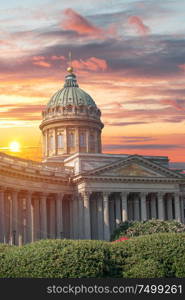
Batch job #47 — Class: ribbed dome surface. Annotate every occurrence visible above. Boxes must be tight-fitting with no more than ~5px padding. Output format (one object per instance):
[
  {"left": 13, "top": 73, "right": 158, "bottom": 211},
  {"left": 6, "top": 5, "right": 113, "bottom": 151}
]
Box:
[{"left": 47, "top": 73, "right": 97, "bottom": 108}]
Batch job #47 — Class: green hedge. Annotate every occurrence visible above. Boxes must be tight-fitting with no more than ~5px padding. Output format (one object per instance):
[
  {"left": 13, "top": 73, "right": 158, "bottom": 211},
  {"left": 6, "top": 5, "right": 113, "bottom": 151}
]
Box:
[
  {"left": 111, "top": 220, "right": 185, "bottom": 241},
  {"left": 0, "top": 239, "right": 110, "bottom": 278},
  {"left": 110, "top": 233, "right": 185, "bottom": 278},
  {"left": 0, "top": 233, "right": 185, "bottom": 278}
]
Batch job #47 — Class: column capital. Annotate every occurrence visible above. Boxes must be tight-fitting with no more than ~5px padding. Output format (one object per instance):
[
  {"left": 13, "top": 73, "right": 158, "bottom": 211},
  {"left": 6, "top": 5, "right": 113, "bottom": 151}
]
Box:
[
  {"left": 140, "top": 191, "right": 148, "bottom": 198},
  {"left": 103, "top": 192, "right": 110, "bottom": 200},
  {"left": 158, "top": 191, "right": 165, "bottom": 198},
  {"left": 82, "top": 191, "right": 91, "bottom": 198},
  {"left": 40, "top": 192, "right": 49, "bottom": 199},
  {"left": 27, "top": 190, "right": 34, "bottom": 196},
  {"left": 180, "top": 192, "right": 185, "bottom": 199},
  {"left": 174, "top": 192, "right": 180, "bottom": 198},
  {"left": 56, "top": 192, "right": 64, "bottom": 200},
  {"left": 10, "top": 188, "right": 19, "bottom": 194},
  {"left": 121, "top": 191, "right": 129, "bottom": 197}
]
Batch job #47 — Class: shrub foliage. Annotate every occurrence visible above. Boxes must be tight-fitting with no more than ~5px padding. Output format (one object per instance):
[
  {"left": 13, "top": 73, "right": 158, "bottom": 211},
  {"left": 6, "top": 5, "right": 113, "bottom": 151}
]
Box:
[
  {"left": 111, "top": 219, "right": 185, "bottom": 241},
  {"left": 0, "top": 232, "right": 185, "bottom": 278}
]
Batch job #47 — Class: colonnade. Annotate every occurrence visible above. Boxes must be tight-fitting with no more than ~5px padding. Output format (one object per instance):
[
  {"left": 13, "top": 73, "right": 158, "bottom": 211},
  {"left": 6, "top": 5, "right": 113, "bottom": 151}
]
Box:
[
  {"left": 0, "top": 189, "right": 184, "bottom": 244},
  {"left": 88, "top": 191, "right": 185, "bottom": 240},
  {"left": 0, "top": 189, "right": 66, "bottom": 245}
]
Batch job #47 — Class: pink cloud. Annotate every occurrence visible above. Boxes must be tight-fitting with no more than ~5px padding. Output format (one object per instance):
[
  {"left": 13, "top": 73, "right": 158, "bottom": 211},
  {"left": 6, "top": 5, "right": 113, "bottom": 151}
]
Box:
[
  {"left": 51, "top": 55, "right": 66, "bottom": 61},
  {"left": 128, "top": 16, "right": 150, "bottom": 35},
  {"left": 33, "top": 61, "right": 51, "bottom": 68},
  {"left": 0, "top": 40, "right": 12, "bottom": 46},
  {"left": 159, "top": 99, "right": 184, "bottom": 110},
  {"left": 32, "top": 56, "right": 45, "bottom": 61},
  {"left": 62, "top": 8, "right": 103, "bottom": 37},
  {"left": 179, "top": 64, "right": 185, "bottom": 71},
  {"left": 72, "top": 57, "right": 108, "bottom": 71}
]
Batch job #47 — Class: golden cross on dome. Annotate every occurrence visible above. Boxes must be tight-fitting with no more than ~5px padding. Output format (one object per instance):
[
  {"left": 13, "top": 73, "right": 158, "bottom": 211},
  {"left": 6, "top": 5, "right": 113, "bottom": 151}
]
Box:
[{"left": 67, "top": 51, "right": 74, "bottom": 73}]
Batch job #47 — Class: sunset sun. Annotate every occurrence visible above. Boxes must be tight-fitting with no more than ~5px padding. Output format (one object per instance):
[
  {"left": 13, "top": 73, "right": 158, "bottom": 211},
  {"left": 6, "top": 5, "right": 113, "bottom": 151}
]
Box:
[{"left": 9, "top": 141, "right": 21, "bottom": 152}]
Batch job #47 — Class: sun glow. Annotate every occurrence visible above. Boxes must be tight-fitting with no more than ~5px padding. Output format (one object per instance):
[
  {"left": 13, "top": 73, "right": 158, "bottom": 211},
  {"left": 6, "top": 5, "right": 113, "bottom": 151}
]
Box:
[{"left": 9, "top": 141, "right": 21, "bottom": 152}]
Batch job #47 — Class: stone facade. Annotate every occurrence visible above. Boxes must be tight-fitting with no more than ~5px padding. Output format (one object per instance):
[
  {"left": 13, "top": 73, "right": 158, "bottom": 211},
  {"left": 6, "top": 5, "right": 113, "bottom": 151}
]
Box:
[{"left": 0, "top": 70, "right": 185, "bottom": 245}]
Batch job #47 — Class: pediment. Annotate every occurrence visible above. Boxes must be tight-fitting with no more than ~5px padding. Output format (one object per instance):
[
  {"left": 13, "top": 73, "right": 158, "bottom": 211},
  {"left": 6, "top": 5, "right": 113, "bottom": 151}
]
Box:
[
  {"left": 86, "top": 155, "right": 182, "bottom": 179},
  {"left": 98, "top": 162, "right": 164, "bottom": 177}
]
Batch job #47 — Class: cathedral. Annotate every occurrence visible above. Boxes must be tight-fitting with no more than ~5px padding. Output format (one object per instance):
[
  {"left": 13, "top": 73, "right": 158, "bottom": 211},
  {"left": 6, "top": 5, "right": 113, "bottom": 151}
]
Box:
[{"left": 0, "top": 67, "right": 185, "bottom": 245}]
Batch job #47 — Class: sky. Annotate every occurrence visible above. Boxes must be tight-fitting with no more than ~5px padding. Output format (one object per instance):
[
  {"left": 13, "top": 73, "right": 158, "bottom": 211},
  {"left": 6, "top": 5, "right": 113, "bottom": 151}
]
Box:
[{"left": 0, "top": 0, "right": 185, "bottom": 165}]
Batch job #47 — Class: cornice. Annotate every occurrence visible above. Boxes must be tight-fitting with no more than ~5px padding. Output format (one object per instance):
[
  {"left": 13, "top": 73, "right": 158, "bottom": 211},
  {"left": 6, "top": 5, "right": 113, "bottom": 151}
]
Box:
[
  {"left": 0, "top": 165, "right": 69, "bottom": 185},
  {"left": 40, "top": 116, "right": 103, "bottom": 130},
  {"left": 72, "top": 175, "right": 185, "bottom": 184}
]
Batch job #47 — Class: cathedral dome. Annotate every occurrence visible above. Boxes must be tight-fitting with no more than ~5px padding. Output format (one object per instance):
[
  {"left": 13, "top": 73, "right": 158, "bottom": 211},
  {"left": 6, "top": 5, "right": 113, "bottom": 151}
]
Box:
[
  {"left": 40, "top": 67, "right": 104, "bottom": 161},
  {"left": 41, "top": 69, "right": 102, "bottom": 122},
  {"left": 47, "top": 73, "right": 97, "bottom": 109}
]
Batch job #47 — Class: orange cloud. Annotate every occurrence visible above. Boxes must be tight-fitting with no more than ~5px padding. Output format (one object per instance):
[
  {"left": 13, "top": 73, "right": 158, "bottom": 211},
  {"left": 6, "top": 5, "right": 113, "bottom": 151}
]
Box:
[
  {"left": 72, "top": 57, "right": 107, "bottom": 71},
  {"left": 62, "top": 8, "right": 103, "bottom": 36},
  {"left": 128, "top": 16, "right": 150, "bottom": 35}
]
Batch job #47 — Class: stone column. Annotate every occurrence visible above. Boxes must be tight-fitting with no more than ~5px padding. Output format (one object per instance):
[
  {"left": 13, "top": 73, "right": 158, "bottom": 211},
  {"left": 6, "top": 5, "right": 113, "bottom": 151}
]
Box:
[
  {"left": 43, "top": 132, "right": 46, "bottom": 158},
  {"left": 0, "top": 189, "right": 5, "bottom": 243},
  {"left": 167, "top": 194, "right": 173, "bottom": 220},
  {"left": 86, "top": 129, "right": 90, "bottom": 153},
  {"left": 174, "top": 192, "right": 181, "bottom": 222},
  {"left": 97, "top": 195, "right": 104, "bottom": 240},
  {"left": 94, "top": 131, "right": 99, "bottom": 153},
  {"left": 50, "top": 197, "right": 56, "bottom": 238},
  {"left": 54, "top": 128, "right": 57, "bottom": 155},
  {"left": 180, "top": 194, "right": 185, "bottom": 224},
  {"left": 70, "top": 196, "right": 74, "bottom": 239},
  {"left": 56, "top": 193, "right": 64, "bottom": 239},
  {"left": 72, "top": 194, "right": 78, "bottom": 239},
  {"left": 140, "top": 192, "right": 147, "bottom": 221},
  {"left": 134, "top": 193, "right": 140, "bottom": 221},
  {"left": 115, "top": 194, "right": 121, "bottom": 227},
  {"left": 121, "top": 192, "right": 128, "bottom": 222},
  {"left": 78, "top": 193, "right": 84, "bottom": 239},
  {"left": 40, "top": 194, "right": 48, "bottom": 239},
  {"left": 75, "top": 127, "right": 80, "bottom": 152},
  {"left": 46, "top": 129, "right": 49, "bottom": 157},
  {"left": 26, "top": 191, "right": 34, "bottom": 243},
  {"left": 64, "top": 128, "right": 68, "bottom": 154},
  {"left": 83, "top": 191, "right": 91, "bottom": 239},
  {"left": 18, "top": 196, "right": 23, "bottom": 246},
  {"left": 34, "top": 197, "right": 40, "bottom": 240},
  {"left": 98, "top": 131, "right": 102, "bottom": 153},
  {"left": 151, "top": 193, "right": 157, "bottom": 219},
  {"left": 103, "top": 192, "right": 110, "bottom": 241},
  {"left": 11, "top": 190, "right": 19, "bottom": 245},
  {"left": 4, "top": 192, "right": 10, "bottom": 244},
  {"left": 158, "top": 192, "right": 165, "bottom": 220}
]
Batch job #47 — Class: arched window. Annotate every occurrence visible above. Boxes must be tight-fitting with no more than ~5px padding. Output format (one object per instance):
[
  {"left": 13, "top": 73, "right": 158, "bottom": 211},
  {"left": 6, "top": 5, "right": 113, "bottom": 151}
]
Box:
[
  {"left": 57, "top": 134, "right": 64, "bottom": 148},
  {"left": 80, "top": 132, "right": 86, "bottom": 146},
  {"left": 68, "top": 133, "right": 74, "bottom": 147}
]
